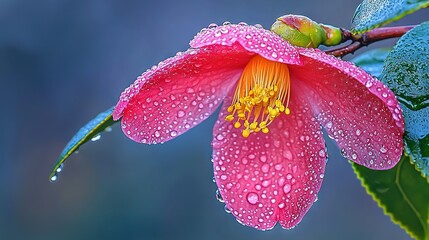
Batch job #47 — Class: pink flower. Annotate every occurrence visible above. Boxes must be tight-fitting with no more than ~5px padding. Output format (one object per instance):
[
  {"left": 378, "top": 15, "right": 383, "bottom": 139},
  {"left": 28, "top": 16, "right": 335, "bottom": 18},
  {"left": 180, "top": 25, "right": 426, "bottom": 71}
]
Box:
[{"left": 113, "top": 23, "right": 404, "bottom": 230}]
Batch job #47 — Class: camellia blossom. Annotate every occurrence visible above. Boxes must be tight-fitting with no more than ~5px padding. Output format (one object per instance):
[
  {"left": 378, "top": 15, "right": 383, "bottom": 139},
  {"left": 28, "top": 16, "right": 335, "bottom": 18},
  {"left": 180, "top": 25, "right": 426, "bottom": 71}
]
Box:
[{"left": 113, "top": 23, "right": 404, "bottom": 230}]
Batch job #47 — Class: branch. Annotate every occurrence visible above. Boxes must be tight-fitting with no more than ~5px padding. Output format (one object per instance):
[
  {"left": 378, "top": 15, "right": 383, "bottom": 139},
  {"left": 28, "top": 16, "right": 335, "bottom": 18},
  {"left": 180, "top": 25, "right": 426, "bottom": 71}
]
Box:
[{"left": 325, "top": 25, "right": 415, "bottom": 57}]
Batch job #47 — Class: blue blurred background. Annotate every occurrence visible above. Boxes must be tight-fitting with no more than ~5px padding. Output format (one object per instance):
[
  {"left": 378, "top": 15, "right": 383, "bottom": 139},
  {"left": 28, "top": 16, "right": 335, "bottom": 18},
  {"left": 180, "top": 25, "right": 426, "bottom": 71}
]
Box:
[{"left": 1, "top": 0, "right": 427, "bottom": 239}]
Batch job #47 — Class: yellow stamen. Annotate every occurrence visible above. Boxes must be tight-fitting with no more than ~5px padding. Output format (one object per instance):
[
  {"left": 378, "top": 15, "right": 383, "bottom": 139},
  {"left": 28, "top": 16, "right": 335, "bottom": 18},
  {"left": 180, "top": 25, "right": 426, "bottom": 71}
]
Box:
[{"left": 224, "top": 55, "right": 291, "bottom": 138}]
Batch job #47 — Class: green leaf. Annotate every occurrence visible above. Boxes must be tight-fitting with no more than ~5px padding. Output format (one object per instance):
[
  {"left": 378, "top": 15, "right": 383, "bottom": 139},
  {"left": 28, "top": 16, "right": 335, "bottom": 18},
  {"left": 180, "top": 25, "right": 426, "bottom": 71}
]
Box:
[
  {"left": 49, "top": 106, "right": 118, "bottom": 182},
  {"left": 382, "top": 22, "right": 429, "bottom": 180},
  {"left": 352, "top": 155, "right": 429, "bottom": 240},
  {"left": 351, "top": 0, "right": 429, "bottom": 34},
  {"left": 382, "top": 22, "right": 429, "bottom": 111},
  {"left": 351, "top": 48, "right": 391, "bottom": 79}
]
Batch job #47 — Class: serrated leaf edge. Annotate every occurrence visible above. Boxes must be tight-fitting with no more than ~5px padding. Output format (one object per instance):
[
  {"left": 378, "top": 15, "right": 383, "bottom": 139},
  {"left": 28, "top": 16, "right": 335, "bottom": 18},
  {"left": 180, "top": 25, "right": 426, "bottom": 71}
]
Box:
[{"left": 352, "top": 156, "right": 429, "bottom": 240}]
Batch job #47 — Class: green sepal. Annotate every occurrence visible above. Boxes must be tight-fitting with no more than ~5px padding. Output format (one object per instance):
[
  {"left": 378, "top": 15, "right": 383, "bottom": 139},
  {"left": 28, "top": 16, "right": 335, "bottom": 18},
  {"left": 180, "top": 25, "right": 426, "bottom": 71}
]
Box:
[{"left": 49, "top": 106, "right": 118, "bottom": 182}]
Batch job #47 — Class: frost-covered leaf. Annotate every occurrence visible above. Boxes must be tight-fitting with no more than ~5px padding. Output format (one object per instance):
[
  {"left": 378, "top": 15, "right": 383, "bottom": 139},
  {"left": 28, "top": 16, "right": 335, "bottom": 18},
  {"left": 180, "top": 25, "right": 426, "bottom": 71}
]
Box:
[
  {"left": 49, "top": 106, "right": 117, "bottom": 182},
  {"left": 351, "top": 0, "right": 429, "bottom": 34}
]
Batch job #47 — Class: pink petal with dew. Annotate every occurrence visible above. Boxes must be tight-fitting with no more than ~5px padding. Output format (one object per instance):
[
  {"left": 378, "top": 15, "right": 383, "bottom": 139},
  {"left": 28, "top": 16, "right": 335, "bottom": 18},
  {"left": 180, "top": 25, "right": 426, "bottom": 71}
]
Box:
[
  {"left": 212, "top": 91, "right": 326, "bottom": 230},
  {"left": 115, "top": 44, "right": 254, "bottom": 143},
  {"left": 290, "top": 48, "right": 404, "bottom": 170},
  {"left": 190, "top": 23, "right": 301, "bottom": 65}
]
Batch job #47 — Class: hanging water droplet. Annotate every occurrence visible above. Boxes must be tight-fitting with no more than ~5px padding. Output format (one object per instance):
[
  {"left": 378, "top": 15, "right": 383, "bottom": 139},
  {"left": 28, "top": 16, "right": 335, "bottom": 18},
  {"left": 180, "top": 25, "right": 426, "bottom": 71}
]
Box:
[
  {"left": 50, "top": 174, "right": 58, "bottom": 183},
  {"left": 91, "top": 134, "right": 101, "bottom": 142},
  {"left": 104, "top": 126, "right": 112, "bottom": 132},
  {"left": 216, "top": 189, "right": 224, "bottom": 203},
  {"left": 208, "top": 23, "right": 218, "bottom": 28},
  {"left": 56, "top": 163, "right": 64, "bottom": 173},
  {"left": 224, "top": 205, "right": 231, "bottom": 213}
]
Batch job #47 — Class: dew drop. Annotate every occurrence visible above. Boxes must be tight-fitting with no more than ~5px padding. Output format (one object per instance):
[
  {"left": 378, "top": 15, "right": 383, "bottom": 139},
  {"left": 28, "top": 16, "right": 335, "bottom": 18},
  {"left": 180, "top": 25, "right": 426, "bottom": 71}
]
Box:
[
  {"left": 247, "top": 192, "right": 259, "bottom": 204},
  {"left": 224, "top": 205, "right": 231, "bottom": 213},
  {"left": 50, "top": 175, "right": 58, "bottom": 183},
  {"left": 216, "top": 189, "right": 224, "bottom": 203},
  {"left": 170, "top": 131, "right": 178, "bottom": 137},
  {"left": 283, "top": 184, "right": 291, "bottom": 194},
  {"left": 380, "top": 146, "right": 387, "bottom": 153},
  {"left": 271, "top": 52, "right": 278, "bottom": 58},
  {"left": 104, "top": 126, "right": 112, "bottom": 132},
  {"left": 56, "top": 163, "right": 64, "bottom": 173},
  {"left": 292, "top": 165, "right": 298, "bottom": 173},
  {"left": 208, "top": 23, "right": 218, "bottom": 29},
  {"left": 261, "top": 163, "right": 270, "bottom": 173},
  {"left": 91, "top": 134, "right": 101, "bottom": 142},
  {"left": 177, "top": 110, "right": 185, "bottom": 118},
  {"left": 216, "top": 134, "right": 224, "bottom": 141}
]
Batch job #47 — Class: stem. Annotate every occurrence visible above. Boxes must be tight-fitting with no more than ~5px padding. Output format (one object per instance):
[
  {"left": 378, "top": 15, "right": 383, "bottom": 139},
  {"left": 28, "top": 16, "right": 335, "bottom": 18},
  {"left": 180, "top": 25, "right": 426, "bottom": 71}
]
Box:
[{"left": 325, "top": 25, "right": 415, "bottom": 57}]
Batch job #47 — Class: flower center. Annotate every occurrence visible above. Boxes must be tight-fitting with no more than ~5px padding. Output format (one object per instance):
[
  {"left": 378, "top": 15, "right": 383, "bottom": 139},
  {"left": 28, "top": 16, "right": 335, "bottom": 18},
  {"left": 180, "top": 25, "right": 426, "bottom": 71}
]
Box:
[{"left": 225, "top": 55, "right": 291, "bottom": 138}]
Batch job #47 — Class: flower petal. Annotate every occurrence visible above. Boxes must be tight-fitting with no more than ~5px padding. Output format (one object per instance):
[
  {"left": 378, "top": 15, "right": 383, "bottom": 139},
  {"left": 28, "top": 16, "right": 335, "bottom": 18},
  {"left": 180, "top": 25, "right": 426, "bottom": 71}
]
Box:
[
  {"left": 291, "top": 48, "right": 404, "bottom": 169},
  {"left": 115, "top": 44, "right": 254, "bottom": 143},
  {"left": 212, "top": 91, "right": 326, "bottom": 230},
  {"left": 190, "top": 23, "right": 301, "bottom": 65}
]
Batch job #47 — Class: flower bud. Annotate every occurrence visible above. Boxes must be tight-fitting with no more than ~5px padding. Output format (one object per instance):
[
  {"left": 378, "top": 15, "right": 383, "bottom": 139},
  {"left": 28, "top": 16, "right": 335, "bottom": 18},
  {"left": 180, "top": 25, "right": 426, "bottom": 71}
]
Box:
[{"left": 271, "top": 15, "right": 342, "bottom": 48}]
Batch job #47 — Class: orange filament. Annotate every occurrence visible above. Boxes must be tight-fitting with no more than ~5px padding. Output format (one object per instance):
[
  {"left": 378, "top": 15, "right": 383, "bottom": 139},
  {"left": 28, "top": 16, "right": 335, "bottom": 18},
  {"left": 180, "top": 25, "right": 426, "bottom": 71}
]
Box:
[{"left": 225, "top": 55, "right": 291, "bottom": 138}]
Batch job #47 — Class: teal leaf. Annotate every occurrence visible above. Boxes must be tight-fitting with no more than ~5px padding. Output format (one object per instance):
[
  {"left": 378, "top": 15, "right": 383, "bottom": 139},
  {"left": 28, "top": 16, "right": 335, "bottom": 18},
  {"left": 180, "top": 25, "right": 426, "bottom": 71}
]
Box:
[
  {"left": 352, "top": 155, "right": 429, "bottom": 240},
  {"left": 49, "top": 106, "right": 118, "bottom": 182},
  {"left": 382, "top": 22, "right": 429, "bottom": 180},
  {"left": 351, "top": 48, "right": 391, "bottom": 78},
  {"left": 351, "top": 0, "right": 429, "bottom": 34}
]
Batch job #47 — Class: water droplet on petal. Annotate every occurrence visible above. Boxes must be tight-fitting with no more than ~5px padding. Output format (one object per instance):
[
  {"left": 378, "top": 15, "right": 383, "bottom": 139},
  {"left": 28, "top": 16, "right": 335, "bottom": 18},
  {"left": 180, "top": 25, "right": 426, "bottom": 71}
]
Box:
[
  {"left": 216, "top": 189, "right": 224, "bottom": 203},
  {"left": 224, "top": 205, "right": 231, "bottom": 213},
  {"left": 283, "top": 184, "right": 291, "bottom": 194},
  {"left": 247, "top": 192, "right": 259, "bottom": 204},
  {"left": 177, "top": 110, "right": 185, "bottom": 118},
  {"left": 208, "top": 23, "right": 218, "bottom": 29},
  {"left": 170, "top": 131, "right": 178, "bottom": 137}
]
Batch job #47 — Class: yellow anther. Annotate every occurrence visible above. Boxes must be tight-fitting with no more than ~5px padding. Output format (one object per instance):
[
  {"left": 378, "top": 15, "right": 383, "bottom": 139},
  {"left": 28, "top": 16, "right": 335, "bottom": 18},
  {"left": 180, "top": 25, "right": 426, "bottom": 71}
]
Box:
[
  {"left": 242, "top": 129, "right": 251, "bottom": 138},
  {"left": 224, "top": 55, "right": 291, "bottom": 138},
  {"left": 225, "top": 115, "right": 234, "bottom": 121}
]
